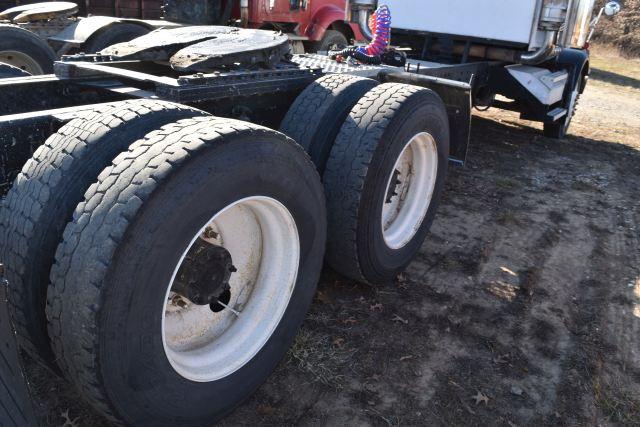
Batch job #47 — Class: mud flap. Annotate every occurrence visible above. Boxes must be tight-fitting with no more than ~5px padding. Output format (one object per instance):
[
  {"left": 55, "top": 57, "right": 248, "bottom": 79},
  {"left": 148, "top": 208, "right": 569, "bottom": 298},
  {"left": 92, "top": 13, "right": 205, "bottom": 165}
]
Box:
[
  {"left": 0, "top": 264, "right": 36, "bottom": 426},
  {"left": 378, "top": 70, "right": 472, "bottom": 164}
]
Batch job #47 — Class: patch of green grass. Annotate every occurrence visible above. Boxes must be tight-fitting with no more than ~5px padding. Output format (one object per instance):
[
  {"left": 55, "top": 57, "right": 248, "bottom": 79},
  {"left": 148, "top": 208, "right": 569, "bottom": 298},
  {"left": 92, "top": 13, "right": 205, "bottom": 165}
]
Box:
[
  {"left": 595, "top": 379, "right": 640, "bottom": 425},
  {"left": 494, "top": 176, "right": 521, "bottom": 189},
  {"left": 571, "top": 179, "right": 601, "bottom": 192},
  {"left": 496, "top": 209, "right": 524, "bottom": 227}
]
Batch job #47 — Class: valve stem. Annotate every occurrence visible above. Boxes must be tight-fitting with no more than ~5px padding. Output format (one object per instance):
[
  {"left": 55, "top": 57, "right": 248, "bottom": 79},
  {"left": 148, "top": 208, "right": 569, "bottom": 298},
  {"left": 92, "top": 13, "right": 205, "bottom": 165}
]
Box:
[{"left": 216, "top": 300, "right": 241, "bottom": 317}]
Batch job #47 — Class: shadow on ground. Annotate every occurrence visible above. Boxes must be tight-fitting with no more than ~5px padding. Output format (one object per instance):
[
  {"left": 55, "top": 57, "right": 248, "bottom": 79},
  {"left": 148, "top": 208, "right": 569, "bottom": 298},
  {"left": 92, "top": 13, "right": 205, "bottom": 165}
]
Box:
[{"left": 590, "top": 67, "right": 640, "bottom": 90}]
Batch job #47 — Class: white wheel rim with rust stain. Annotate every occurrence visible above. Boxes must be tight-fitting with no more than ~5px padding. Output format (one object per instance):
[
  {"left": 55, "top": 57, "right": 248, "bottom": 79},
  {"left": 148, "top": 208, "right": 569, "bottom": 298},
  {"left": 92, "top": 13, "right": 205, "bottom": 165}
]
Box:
[
  {"left": 381, "top": 132, "right": 438, "bottom": 250},
  {"left": 0, "top": 50, "right": 42, "bottom": 74},
  {"left": 162, "top": 196, "right": 300, "bottom": 382}
]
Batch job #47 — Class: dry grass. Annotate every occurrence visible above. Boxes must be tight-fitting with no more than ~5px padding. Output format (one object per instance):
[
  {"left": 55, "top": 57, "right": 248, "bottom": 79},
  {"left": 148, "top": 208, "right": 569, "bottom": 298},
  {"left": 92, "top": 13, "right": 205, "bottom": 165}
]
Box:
[
  {"left": 287, "top": 328, "right": 358, "bottom": 388},
  {"left": 589, "top": 45, "right": 640, "bottom": 90},
  {"left": 593, "top": 0, "right": 640, "bottom": 57},
  {"left": 496, "top": 210, "right": 525, "bottom": 227}
]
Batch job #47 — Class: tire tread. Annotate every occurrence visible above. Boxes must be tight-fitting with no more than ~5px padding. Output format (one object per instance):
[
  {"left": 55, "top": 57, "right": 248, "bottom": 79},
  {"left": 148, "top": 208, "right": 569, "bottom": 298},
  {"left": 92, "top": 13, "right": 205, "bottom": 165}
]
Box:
[
  {"left": 280, "top": 74, "right": 377, "bottom": 171},
  {"left": 323, "top": 83, "right": 438, "bottom": 283},
  {"left": 0, "top": 100, "right": 205, "bottom": 361}
]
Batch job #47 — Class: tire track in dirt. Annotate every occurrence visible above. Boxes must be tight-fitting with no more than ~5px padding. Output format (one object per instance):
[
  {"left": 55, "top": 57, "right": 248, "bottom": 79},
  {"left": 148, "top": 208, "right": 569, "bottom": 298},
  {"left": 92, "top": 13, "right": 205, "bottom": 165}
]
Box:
[
  {"left": 416, "top": 152, "right": 604, "bottom": 425},
  {"left": 551, "top": 152, "right": 640, "bottom": 425}
]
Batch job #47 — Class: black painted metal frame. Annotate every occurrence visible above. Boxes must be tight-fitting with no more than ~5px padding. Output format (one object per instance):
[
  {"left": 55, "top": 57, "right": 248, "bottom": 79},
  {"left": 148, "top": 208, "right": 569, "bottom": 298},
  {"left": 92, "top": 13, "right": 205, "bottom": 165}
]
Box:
[{"left": 0, "top": 56, "right": 323, "bottom": 193}]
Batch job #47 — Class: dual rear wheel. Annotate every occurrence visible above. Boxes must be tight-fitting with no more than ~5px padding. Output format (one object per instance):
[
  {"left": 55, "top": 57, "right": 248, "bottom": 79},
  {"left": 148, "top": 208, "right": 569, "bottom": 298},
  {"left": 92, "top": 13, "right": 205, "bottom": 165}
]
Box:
[
  {"left": 48, "top": 118, "right": 326, "bottom": 424},
  {"left": 2, "top": 74, "right": 449, "bottom": 424},
  {"left": 2, "top": 103, "right": 326, "bottom": 425},
  {"left": 282, "top": 76, "right": 450, "bottom": 285}
]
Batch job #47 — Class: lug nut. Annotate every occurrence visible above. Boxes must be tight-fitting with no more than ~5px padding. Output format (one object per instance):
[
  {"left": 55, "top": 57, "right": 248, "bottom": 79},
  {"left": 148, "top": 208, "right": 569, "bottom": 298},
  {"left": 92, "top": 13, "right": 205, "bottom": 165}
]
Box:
[{"left": 204, "top": 227, "right": 219, "bottom": 240}]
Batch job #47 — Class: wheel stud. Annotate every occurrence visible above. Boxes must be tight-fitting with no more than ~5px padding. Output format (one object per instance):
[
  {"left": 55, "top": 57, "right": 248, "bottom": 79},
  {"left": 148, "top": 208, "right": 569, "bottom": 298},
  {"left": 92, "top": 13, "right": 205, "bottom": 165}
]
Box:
[
  {"left": 386, "top": 169, "right": 402, "bottom": 203},
  {"left": 210, "top": 288, "right": 233, "bottom": 313},
  {"left": 203, "top": 226, "right": 219, "bottom": 240}
]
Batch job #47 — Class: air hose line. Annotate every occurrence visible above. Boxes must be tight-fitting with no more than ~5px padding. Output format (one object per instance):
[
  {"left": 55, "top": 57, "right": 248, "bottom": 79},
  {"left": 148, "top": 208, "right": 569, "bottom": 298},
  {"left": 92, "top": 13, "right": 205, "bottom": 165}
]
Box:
[{"left": 331, "top": 4, "right": 391, "bottom": 64}]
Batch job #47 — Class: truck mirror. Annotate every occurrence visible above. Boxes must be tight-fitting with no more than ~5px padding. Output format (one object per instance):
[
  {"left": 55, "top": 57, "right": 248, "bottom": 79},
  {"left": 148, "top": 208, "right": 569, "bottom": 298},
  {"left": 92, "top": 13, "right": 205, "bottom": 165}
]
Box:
[{"left": 604, "top": 1, "right": 621, "bottom": 16}]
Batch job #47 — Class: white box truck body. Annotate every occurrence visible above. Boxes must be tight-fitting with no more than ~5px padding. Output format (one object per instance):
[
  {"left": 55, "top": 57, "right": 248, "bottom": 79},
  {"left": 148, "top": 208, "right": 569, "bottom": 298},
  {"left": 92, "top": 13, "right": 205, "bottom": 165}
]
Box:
[
  {"left": 383, "top": 0, "right": 596, "bottom": 50},
  {"left": 385, "top": 0, "right": 541, "bottom": 46}
]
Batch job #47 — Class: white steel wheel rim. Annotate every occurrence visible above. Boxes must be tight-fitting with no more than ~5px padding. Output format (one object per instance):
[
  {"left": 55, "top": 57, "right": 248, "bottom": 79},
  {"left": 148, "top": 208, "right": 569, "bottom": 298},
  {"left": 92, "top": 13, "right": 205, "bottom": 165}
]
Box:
[
  {"left": 381, "top": 132, "right": 438, "bottom": 250},
  {"left": 162, "top": 196, "right": 300, "bottom": 382},
  {"left": 0, "top": 51, "right": 42, "bottom": 74}
]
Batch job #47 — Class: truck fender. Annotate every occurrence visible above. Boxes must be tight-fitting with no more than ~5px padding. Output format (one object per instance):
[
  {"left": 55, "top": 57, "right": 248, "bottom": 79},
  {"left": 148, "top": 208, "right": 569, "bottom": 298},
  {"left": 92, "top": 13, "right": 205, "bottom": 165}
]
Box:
[
  {"left": 47, "top": 16, "right": 179, "bottom": 45},
  {"left": 305, "top": 4, "right": 349, "bottom": 41},
  {"left": 554, "top": 48, "right": 590, "bottom": 94}
]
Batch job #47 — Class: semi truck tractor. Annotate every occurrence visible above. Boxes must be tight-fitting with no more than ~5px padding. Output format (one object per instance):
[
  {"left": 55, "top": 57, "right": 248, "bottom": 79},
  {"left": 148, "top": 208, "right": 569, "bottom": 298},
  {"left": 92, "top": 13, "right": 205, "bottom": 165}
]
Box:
[
  {"left": 0, "top": 1, "right": 620, "bottom": 425},
  {"left": 162, "top": 0, "right": 367, "bottom": 52},
  {"left": 350, "top": 0, "right": 621, "bottom": 138}
]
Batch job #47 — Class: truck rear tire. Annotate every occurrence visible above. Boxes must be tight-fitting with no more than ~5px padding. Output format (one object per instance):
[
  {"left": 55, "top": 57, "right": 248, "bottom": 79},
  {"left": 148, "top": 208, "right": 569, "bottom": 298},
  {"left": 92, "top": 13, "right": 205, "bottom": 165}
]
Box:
[
  {"left": 46, "top": 117, "right": 326, "bottom": 425},
  {"left": 0, "top": 100, "right": 207, "bottom": 362},
  {"left": 308, "top": 29, "right": 348, "bottom": 53},
  {"left": 323, "top": 83, "right": 450, "bottom": 285},
  {"left": 84, "top": 23, "right": 150, "bottom": 53},
  {"left": 280, "top": 74, "right": 377, "bottom": 173},
  {"left": 543, "top": 84, "right": 580, "bottom": 139},
  {"left": 0, "top": 24, "right": 56, "bottom": 74}
]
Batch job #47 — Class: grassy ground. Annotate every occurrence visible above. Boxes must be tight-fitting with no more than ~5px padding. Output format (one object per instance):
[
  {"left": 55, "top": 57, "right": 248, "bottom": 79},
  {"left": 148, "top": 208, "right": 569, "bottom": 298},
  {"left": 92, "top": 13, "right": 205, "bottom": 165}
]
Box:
[
  {"left": 589, "top": 45, "right": 640, "bottom": 89},
  {"left": 593, "top": 0, "right": 640, "bottom": 57},
  {"left": 26, "top": 46, "right": 640, "bottom": 426}
]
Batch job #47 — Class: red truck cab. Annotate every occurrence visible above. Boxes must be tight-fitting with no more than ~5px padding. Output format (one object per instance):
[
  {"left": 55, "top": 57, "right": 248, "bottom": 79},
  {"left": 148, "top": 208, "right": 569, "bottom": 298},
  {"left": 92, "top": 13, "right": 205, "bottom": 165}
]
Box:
[
  {"left": 0, "top": 0, "right": 366, "bottom": 52},
  {"left": 243, "top": 0, "right": 365, "bottom": 50}
]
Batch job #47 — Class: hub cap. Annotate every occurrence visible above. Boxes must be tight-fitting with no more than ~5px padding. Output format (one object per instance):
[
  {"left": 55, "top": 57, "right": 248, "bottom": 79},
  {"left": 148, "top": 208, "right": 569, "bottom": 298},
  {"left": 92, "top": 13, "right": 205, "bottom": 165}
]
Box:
[
  {"left": 162, "top": 196, "right": 300, "bottom": 382},
  {"left": 381, "top": 132, "right": 438, "bottom": 250}
]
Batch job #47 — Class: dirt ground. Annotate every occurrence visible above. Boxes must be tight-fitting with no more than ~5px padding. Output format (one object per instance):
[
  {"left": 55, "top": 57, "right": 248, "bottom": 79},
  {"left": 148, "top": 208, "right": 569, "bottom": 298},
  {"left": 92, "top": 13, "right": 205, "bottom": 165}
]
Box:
[{"left": 25, "top": 46, "right": 640, "bottom": 426}]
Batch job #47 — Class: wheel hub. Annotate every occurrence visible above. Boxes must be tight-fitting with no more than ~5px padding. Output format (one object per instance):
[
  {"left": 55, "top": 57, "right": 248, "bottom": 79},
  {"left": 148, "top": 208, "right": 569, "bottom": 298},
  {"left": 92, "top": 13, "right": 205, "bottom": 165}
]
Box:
[
  {"left": 172, "top": 239, "right": 237, "bottom": 307},
  {"left": 385, "top": 169, "right": 402, "bottom": 204},
  {"left": 162, "top": 196, "right": 300, "bottom": 382},
  {"left": 381, "top": 132, "right": 439, "bottom": 250}
]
